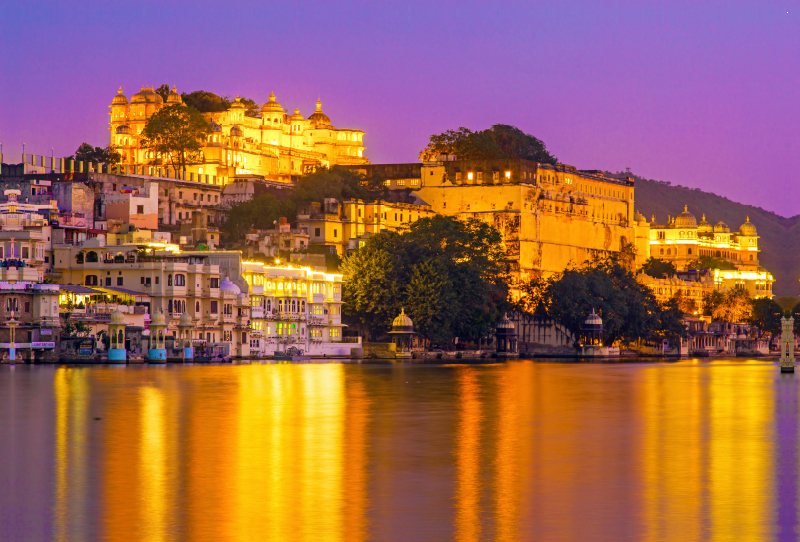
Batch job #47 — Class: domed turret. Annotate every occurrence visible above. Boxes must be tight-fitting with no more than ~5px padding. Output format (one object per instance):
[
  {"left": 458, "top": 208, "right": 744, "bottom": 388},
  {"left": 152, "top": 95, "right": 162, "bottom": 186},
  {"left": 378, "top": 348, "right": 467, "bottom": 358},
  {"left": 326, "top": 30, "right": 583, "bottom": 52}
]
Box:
[
  {"left": 290, "top": 108, "right": 304, "bottom": 122},
  {"left": 230, "top": 95, "right": 245, "bottom": 109},
  {"left": 166, "top": 85, "right": 182, "bottom": 105},
  {"left": 111, "top": 86, "right": 128, "bottom": 105},
  {"left": 739, "top": 216, "right": 757, "bottom": 236},
  {"left": 713, "top": 221, "right": 729, "bottom": 233},
  {"left": 391, "top": 308, "right": 413, "bottom": 332},
  {"left": 634, "top": 211, "right": 647, "bottom": 223},
  {"left": 131, "top": 86, "right": 163, "bottom": 104},
  {"left": 151, "top": 309, "right": 166, "bottom": 326},
  {"left": 674, "top": 205, "right": 697, "bottom": 228},
  {"left": 261, "top": 92, "right": 283, "bottom": 113},
  {"left": 115, "top": 125, "right": 131, "bottom": 135},
  {"left": 179, "top": 312, "right": 193, "bottom": 326},
  {"left": 110, "top": 310, "right": 125, "bottom": 324},
  {"left": 230, "top": 125, "right": 243, "bottom": 137},
  {"left": 698, "top": 213, "right": 712, "bottom": 233},
  {"left": 584, "top": 309, "right": 602, "bottom": 328},
  {"left": 209, "top": 121, "right": 222, "bottom": 133},
  {"left": 308, "top": 98, "right": 331, "bottom": 127},
  {"left": 219, "top": 276, "right": 241, "bottom": 295}
]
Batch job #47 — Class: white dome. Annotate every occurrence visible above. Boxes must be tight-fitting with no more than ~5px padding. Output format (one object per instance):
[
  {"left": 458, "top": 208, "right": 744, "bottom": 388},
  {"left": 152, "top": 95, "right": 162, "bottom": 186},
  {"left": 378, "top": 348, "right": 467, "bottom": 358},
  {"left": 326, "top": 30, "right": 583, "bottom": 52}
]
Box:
[{"left": 219, "top": 277, "right": 241, "bottom": 295}]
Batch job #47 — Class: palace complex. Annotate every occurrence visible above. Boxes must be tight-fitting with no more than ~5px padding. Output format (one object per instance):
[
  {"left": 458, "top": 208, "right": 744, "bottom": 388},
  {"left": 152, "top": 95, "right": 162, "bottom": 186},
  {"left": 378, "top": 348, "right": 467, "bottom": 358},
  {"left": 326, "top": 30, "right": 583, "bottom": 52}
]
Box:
[{"left": 108, "top": 86, "right": 368, "bottom": 184}]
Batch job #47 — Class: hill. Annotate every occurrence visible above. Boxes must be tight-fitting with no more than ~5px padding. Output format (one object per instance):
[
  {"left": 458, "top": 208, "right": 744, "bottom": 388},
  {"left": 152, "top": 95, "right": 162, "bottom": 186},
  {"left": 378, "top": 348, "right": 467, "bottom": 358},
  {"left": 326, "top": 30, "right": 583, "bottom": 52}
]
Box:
[{"left": 630, "top": 175, "right": 799, "bottom": 297}]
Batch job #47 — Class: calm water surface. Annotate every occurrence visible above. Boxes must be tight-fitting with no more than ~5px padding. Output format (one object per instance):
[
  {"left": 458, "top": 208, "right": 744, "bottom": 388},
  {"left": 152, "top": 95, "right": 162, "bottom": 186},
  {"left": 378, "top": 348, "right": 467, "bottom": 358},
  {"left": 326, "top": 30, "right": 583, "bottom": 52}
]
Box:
[{"left": 1, "top": 359, "right": 798, "bottom": 541}]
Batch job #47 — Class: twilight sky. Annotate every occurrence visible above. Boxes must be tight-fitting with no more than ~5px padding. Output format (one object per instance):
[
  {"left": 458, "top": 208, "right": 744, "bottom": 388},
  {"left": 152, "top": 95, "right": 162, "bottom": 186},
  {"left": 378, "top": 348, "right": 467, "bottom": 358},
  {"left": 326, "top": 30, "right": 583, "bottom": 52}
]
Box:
[{"left": 1, "top": 1, "right": 798, "bottom": 215}]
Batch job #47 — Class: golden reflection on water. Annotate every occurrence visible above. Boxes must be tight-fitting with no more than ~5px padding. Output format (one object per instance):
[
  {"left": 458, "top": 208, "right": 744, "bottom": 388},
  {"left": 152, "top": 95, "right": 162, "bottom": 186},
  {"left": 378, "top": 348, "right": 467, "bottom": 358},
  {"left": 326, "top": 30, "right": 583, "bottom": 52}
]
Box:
[{"left": 43, "top": 361, "right": 793, "bottom": 540}]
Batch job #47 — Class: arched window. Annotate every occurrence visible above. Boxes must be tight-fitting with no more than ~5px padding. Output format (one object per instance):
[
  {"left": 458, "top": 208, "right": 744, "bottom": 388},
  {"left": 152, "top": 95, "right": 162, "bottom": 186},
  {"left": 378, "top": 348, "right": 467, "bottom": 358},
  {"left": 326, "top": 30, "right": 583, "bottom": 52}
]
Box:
[
  {"left": 87, "top": 251, "right": 98, "bottom": 263},
  {"left": 660, "top": 248, "right": 664, "bottom": 255},
  {"left": 76, "top": 252, "right": 85, "bottom": 264},
  {"left": 196, "top": 301, "right": 200, "bottom": 312},
  {"left": 750, "top": 255, "right": 754, "bottom": 261},
  {"left": 174, "top": 274, "right": 186, "bottom": 286},
  {"left": 118, "top": 330, "right": 124, "bottom": 343},
  {"left": 168, "top": 274, "right": 173, "bottom": 286}
]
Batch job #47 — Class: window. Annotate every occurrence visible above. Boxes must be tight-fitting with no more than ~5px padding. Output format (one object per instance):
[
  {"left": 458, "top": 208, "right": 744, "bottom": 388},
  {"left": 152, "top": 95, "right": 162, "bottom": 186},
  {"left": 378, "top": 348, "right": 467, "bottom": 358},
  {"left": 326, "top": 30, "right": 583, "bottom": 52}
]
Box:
[
  {"left": 455, "top": 172, "right": 462, "bottom": 182},
  {"left": 179, "top": 191, "right": 183, "bottom": 199},
  {"left": 505, "top": 171, "right": 511, "bottom": 179},
  {"left": 688, "top": 248, "right": 692, "bottom": 255},
  {"left": 155, "top": 276, "right": 159, "bottom": 285},
  {"left": 333, "top": 229, "right": 338, "bottom": 238},
  {"left": 210, "top": 301, "right": 218, "bottom": 314},
  {"left": 22, "top": 247, "right": 29, "bottom": 259},
  {"left": 397, "top": 179, "right": 406, "bottom": 186},
  {"left": 174, "top": 274, "right": 186, "bottom": 286},
  {"left": 196, "top": 301, "right": 200, "bottom": 312},
  {"left": 210, "top": 278, "right": 219, "bottom": 288},
  {"left": 105, "top": 277, "right": 111, "bottom": 286},
  {"left": 315, "top": 228, "right": 321, "bottom": 237},
  {"left": 493, "top": 172, "right": 499, "bottom": 182},
  {"left": 117, "top": 277, "right": 123, "bottom": 286},
  {"left": 24, "top": 302, "right": 30, "bottom": 313},
  {"left": 477, "top": 172, "right": 483, "bottom": 181},
  {"left": 137, "top": 205, "right": 144, "bottom": 214},
  {"left": 85, "top": 275, "right": 98, "bottom": 286}
]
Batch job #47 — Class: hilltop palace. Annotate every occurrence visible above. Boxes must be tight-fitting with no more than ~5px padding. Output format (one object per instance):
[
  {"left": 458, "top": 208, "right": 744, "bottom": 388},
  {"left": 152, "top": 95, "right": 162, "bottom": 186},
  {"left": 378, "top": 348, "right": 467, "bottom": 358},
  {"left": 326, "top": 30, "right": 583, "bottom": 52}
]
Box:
[{"left": 109, "top": 86, "right": 369, "bottom": 184}]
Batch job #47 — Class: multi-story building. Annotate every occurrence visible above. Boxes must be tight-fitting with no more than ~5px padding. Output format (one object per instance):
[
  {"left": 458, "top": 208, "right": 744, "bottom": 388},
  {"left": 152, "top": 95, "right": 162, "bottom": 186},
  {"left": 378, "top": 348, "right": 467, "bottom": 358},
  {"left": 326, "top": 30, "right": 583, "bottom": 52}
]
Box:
[
  {"left": 108, "top": 86, "right": 368, "bottom": 184},
  {"left": 52, "top": 239, "right": 250, "bottom": 357},
  {"left": 245, "top": 217, "right": 310, "bottom": 258},
  {"left": 296, "top": 198, "right": 437, "bottom": 255},
  {"left": 646, "top": 207, "right": 773, "bottom": 297},
  {"left": 240, "top": 261, "right": 359, "bottom": 357},
  {"left": 637, "top": 269, "right": 717, "bottom": 311},
  {"left": 346, "top": 160, "right": 641, "bottom": 283},
  {"left": 0, "top": 282, "right": 61, "bottom": 362}
]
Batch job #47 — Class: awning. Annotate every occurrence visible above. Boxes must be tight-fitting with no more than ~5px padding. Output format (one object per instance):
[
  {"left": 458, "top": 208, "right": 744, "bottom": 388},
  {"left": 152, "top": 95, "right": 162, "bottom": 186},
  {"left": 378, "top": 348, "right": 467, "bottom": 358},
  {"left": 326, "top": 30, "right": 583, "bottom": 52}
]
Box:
[
  {"left": 98, "top": 286, "right": 150, "bottom": 298},
  {"left": 59, "top": 284, "right": 105, "bottom": 295}
]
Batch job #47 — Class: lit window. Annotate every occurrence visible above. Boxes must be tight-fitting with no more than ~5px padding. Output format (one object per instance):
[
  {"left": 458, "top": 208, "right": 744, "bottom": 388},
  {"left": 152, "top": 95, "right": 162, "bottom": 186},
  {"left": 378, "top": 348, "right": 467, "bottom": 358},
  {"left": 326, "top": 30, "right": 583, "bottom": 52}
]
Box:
[
  {"left": 505, "top": 171, "right": 511, "bottom": 179},
  {"left": 467, "top": 172, "right": 474, "bottom": 181},
  {"left": 397, "top": 179, "right": 406, "bottom": 186}
]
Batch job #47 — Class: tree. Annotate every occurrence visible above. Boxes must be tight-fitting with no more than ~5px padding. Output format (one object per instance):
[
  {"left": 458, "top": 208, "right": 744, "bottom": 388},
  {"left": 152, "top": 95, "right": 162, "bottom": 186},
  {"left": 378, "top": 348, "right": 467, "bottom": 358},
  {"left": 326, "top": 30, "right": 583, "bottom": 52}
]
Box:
[
  {"left": 221, "top": 194, "right": 296, "bottom": 241},
  {"left": 774, "top": 296, "right": 798, "bottom": 313},
  {"left": 686, "top": 255, "right": 737, "bottom": 271},
  {"left": 341, "top": 216, "right": 511, "bottom": 342},
  {"left": 750, "top": 298, "right": 783, "bottom": 336},
  {"left": 293, "top": 166, "right": 387, "bottom": 203},
  {"left": 419, "top": 124, "right": 557, "bottom": 164},
  {"left": 181, "top": 90, "right": 231, "bottom": 112},
  {"left": 70, "top": 143, "right": 121, "bottom": 166},
  {"left": 405, "top": 258, "right": 458, "bottom": 344},
  {"left": 239, "top": 96, "right": 260, "bottom": 117},
  {"left": 519, "top": 252, "right": 685, "bottom": 347},
  {"left": 672, "top": 291, "right": 698, "bottom": 314},
  {"left": 155, "top": 84, "right": 171, "bottom": 103},
  {"left": 706, "top": 285, "right": 752, "bottom": 323},
  {"left": 140, "top": 104, "right": 210, "bottom": 172},
  {"left": 640, "top": 257, "right": 676, "bottom": 279}
]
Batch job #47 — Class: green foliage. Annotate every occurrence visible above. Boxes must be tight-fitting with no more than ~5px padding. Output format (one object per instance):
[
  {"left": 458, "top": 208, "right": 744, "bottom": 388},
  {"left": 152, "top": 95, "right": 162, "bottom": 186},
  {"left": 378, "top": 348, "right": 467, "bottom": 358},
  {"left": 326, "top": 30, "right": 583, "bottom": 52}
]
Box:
[
  {"left": 686, "top": 255, "right": 738, "bottom": 271},
  {"left": 155, "top": 84, "right": 171, "bottom": 103},
  {"left": 293, "top": 166, "right": 387, "bottom": 203},
  {"left": 703, "top": 285, "right": 752, "bottom": 323},
  {"left": 222, "top": 194, "right": 296, "bottom": 240},
  {"left": 419, "top": 124, "right": 557, "bottom": 164},
  {"left": 519, "top": 252, "right": 686, "bottom": 347},
  {"left": 671, "top": 291, "right": 698, "bottom": 314},
  {"left": 774, "top": 296, "right": 799, "bottom": 313},
  {"left": 341, "top": 216, "right": 511, "bottom": 343},
  {"left": 238, "top": 97, "right": 260, "bottom": 117},
  {"left": 640, "top": 257, "right": 677, "bottom": 279},
  {"left": 70, "top": 143, "right": 121, "bottom": 166},
  {"left": 140, "top": 104, "right": 210, "bottom": 172},
  {"left": 181, "top": 90, "right": 231, "bottom": 112},
  {"left": 750, "top": 298, "right": 783, "bottom": 336},
  {"left": 792, "top": 303, "right": 800, "bottom": 336}
]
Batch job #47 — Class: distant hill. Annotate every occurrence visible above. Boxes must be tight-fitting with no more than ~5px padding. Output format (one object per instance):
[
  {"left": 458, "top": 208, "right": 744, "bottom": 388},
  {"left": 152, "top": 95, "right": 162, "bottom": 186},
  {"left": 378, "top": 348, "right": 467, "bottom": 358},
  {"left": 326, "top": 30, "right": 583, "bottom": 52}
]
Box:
[{"left": 629, "top": 174, "right": 799, "bottom": 297}]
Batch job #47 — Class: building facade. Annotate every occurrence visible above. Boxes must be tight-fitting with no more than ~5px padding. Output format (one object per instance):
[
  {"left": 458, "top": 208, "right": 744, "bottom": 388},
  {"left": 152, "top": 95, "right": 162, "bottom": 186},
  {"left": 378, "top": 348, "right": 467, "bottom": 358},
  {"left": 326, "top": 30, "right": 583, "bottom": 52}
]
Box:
[
  {"left": 108, "top": 86, "right": 369, "bottom": 184},
  {"left": 241, "top": 261, "right": 359, "bottom": 357}
]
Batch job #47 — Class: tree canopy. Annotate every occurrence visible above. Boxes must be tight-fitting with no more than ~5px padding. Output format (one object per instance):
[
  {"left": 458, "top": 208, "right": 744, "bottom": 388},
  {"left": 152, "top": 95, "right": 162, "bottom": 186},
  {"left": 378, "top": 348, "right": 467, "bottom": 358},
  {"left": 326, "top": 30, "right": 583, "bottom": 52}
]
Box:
[
  {"left": 341, "top": 216, "right": 511, "bottom": 342},
  {"left": 292, "top": 166, "right": 388, "bottom": 203},
  {"left": 221, "top": 194, "right": 296, "bottom": 240},
  {"left": 419, "top": 124, "right": 557, "bottom": 164},
  {"left": 140, "top": 104, "right": 210, "bottom": 172},
  {"left": 686, "top": 255, "right": 738, "bottom": 271},
  {"left": 750, "top": 297, "right": 783, "bottom": 337},
  {"left": 640, "top": 257, "right": 677, "bottom": 279},
  {"left": 69, "top": 143, "right": 121, "bottom": 166},
  {"left": 702, "top": 285, "right": 752, "bottom": 323},
  {"left": 519, "top": 252, "right": 686, "bottom": 347}
]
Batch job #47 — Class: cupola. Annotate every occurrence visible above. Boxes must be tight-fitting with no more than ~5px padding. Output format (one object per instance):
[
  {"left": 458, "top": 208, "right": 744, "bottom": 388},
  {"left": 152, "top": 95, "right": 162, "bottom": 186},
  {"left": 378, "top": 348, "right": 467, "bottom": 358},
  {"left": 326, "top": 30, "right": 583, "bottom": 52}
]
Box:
[{"left": 111, "top": 86, "right": 128, "bottom": 106}]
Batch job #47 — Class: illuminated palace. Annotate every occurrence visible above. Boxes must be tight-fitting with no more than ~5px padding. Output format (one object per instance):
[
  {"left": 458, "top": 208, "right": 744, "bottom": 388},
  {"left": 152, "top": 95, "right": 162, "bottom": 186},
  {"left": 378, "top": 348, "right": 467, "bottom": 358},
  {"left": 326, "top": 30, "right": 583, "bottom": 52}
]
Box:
[
  {"left": 645, "top": 207, "right": 774, "bottom": 298},
  {"left": 347, "top": 160, "right": 643, "bottom": 285},
  {"left": 108, "top": 86, "right": 368, "bottom": 184}
]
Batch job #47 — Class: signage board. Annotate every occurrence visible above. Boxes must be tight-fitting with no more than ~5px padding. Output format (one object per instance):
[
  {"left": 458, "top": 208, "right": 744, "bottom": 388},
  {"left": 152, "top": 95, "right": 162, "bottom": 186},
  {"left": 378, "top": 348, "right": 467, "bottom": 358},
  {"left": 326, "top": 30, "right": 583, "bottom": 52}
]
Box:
[
  {"left": 32, "top": 342, "right": 55, "bottom": 348},
  {"left": 39, "top": 329, "right": 52, "bottom": 335},
  {"left": 78, "top": 339, "right": 94, "bottom": 356}
]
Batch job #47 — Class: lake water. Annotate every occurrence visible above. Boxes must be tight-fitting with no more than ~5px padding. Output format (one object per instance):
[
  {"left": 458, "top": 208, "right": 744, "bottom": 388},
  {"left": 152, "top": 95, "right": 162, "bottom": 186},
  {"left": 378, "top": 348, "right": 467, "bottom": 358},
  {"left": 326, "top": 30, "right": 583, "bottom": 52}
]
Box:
[{"left": 1, "top": 358, "right": 798, "bottom": 541}]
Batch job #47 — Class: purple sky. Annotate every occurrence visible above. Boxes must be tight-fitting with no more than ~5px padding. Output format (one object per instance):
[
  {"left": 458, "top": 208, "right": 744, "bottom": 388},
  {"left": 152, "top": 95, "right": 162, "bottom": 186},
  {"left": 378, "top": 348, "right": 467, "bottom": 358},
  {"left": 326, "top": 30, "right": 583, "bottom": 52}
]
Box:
[{"left": 1, "top": 1, "right": 798, "bottom": 215}]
